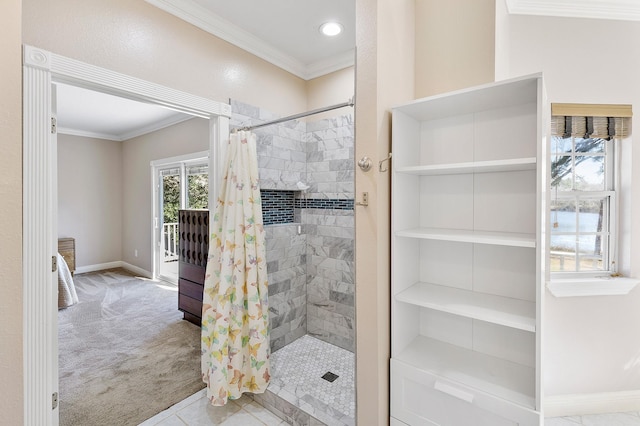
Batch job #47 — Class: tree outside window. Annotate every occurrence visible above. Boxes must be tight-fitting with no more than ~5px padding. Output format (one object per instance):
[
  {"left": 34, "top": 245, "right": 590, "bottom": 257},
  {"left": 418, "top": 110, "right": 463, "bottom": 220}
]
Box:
[{"left": 550, "top": 136, "right": 613, "bottom": 273}]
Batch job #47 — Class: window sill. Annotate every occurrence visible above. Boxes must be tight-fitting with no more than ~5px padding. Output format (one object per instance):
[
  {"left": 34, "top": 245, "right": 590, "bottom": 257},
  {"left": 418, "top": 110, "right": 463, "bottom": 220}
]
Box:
[{"left": 547, "top": 277, "right": 640, "bottom": 297}]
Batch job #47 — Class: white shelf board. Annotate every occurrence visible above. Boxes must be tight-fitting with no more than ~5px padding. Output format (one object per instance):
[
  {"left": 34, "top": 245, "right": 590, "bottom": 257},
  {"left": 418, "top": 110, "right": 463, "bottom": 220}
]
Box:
[
  {"left": 395, "top": 282, "right": 536, "bottom": 332},
  {"left": 396, "top": 157, "right": 537, "bottom": 176},
  {"left": 396, "top": 336, "right": 536, "bottom": 409},
  {"left": 395, "top": 228, "right": 536, "bottom": 248},
  {"left": 391, "top": 74, "right": 541, "bottom": 121}
]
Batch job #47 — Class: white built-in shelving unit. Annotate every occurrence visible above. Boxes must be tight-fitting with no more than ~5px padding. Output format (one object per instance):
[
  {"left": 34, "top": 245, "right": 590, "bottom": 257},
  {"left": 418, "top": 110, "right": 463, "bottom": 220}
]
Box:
[{"left": 390, "top": 74, "right": 547, "bottom": 426}]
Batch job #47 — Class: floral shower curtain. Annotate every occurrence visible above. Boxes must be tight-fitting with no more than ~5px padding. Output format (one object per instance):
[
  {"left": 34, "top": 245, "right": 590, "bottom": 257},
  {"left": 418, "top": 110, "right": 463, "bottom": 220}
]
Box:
[{"left": 201, "top": 130, "right": 270, "bottom": 406}]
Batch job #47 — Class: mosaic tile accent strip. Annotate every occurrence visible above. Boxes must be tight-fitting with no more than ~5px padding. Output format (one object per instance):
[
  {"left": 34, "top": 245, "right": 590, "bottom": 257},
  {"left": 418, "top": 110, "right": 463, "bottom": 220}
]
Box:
[
  {"left": 295, "top": 198, "right": 354, "bottom": 211},
  {"left": 261, "top": 189, "right": 295, "bottom": 225},
  {"left": 253, "top": 335, "right": 355, "bottom": 426},
  {"left": 261, "top": 191, "right": 354, "bottom": 227}
]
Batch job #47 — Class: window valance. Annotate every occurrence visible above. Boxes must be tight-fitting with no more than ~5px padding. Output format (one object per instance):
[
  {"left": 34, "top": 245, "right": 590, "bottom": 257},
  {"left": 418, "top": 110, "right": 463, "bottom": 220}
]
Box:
[{"left": 551, "top": 103, "right": 632, "bottom": 138}]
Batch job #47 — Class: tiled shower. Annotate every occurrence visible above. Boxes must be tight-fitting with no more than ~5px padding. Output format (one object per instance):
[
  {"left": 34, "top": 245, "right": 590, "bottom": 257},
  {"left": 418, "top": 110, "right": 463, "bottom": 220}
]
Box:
[{"left": 231, "top": 100, "right": 355, "bottom": 425}]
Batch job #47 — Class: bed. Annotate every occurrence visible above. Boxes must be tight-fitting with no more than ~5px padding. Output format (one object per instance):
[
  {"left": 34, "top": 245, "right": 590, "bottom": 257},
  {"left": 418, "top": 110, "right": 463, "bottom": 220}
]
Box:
[{"left": 58, "top": 252, "right": 78, "bottom": 309}]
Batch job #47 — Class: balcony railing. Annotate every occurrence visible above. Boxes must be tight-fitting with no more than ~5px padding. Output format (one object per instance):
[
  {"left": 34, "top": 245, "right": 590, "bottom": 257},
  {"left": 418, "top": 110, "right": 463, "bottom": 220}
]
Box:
[{"left": 163, "top": 222, "right": 179, "bottom": 262}]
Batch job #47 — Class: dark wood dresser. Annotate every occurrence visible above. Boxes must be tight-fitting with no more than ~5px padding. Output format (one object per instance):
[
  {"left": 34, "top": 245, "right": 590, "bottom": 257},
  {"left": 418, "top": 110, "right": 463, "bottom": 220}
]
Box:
[{"left": 178, "top": 209, "right": 209, "bottom": 325}]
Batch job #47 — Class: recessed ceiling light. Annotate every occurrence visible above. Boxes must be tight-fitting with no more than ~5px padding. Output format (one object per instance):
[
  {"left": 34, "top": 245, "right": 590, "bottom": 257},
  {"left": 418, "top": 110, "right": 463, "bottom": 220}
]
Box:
[{"left": 319, "top": 22, "right": 343, "bottom": 37}]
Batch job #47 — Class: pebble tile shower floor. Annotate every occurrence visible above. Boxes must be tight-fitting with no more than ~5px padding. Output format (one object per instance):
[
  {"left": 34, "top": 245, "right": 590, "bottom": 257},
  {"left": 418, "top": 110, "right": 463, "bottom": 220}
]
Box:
[{"left": 264, "top": 335, "right": 355, "bottom": 425}]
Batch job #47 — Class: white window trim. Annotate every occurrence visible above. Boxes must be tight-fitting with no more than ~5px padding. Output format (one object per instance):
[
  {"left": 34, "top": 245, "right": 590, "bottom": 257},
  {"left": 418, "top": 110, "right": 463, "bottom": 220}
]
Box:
[
  {"left": 547, "top": 276, "right": 640, "bottom": 297},
  {"left": 548, "top": 135, "right": 639, "bottom": 297}
]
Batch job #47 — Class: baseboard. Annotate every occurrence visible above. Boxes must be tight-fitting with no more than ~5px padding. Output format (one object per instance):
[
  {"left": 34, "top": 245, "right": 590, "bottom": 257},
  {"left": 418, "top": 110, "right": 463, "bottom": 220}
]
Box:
[
  {"left": 75, "top": 261, "right": 124, "bottom": 274},
  {"left": 120, "top": 262, "right": 154, "bottom": 279},
  {"left": 545, "top": 390, "right": 640, "bottom": 417},
  {"left": 75, "top": 261, "right": 153, "bottom": 279}
]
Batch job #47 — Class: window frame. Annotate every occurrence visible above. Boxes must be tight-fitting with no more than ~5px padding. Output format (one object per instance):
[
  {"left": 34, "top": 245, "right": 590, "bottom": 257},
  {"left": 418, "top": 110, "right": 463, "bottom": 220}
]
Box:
[{"left": 550, "top": 135, "right": 618, "bottom": 278}]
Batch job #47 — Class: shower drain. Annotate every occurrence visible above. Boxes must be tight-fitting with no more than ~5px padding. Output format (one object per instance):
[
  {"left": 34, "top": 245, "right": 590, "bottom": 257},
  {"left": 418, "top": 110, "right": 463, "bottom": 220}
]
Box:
[{"left": 321, "top": 371, "right": 339, "bottom": 383}]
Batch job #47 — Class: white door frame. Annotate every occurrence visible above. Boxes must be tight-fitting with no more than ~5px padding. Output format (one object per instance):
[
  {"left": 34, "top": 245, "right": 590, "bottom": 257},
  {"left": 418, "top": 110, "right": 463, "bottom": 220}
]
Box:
[{"left": 22, "top": 45, "right": 230, "bottom": 425}]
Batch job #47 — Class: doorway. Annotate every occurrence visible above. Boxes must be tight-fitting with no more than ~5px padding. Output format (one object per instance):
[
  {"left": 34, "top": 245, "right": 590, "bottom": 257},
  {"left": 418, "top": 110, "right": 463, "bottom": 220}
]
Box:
[
  {"left": 22, "top": 45, "right": 231, "bottom": 424},
  {"left": 152, "top": 153, "right": 209, "bottom": 282}
]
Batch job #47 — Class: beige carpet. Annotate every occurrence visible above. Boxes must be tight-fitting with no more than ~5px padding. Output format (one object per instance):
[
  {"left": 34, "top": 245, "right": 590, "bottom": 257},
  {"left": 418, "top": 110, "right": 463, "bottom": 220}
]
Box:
[{"left": 58, "top": 269, "right": 205, "bottom": 425}]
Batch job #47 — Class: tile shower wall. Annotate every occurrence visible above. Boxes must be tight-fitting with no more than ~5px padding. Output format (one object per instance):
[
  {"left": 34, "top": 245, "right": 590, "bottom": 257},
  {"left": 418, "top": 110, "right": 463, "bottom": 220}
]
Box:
[
  {"left": 304, "top": 117, "right": 355, "bottom": 352},
  {"left": 264, "top": 224, "right": 307, "bottom": 353},
  {"left": 232, "top": 100, "right": 308, "bottom": 353},
  {"left": 231, "top": 100, "right": 307, "bottom": 191},
  {"left": 231, "top": 100, "right": 355, "bottom": 353}
]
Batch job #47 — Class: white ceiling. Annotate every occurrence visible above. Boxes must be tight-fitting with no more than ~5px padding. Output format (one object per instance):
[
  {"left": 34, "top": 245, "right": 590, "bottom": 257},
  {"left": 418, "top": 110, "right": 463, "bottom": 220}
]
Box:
[
  {"left": 56, "top": 83, "right": 193, "bottom": 141},
  {"left": 146, "top": 0, "right": 356, "bottom": 81},
  {"left": 58, "top": 0, "right": 639, "bottom": 141}
]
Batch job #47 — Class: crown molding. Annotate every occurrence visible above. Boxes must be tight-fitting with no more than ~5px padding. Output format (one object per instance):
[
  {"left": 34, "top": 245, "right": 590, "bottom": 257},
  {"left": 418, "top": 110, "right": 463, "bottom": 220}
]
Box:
[
  {"left": 58, "top": 114, "right": 194, "bottom": 142},
  {"left": 505, "top": 0, "right": 640, "bottom": 22},
  {"left": 145, "top": 0, "right": 353, "bottom": 80},
  {"left": 119, "top": 114, "right": 194, "bottom": 141},
  {"left": 57, "top": 127, "right": 122, "bottom": 141},
  {"left": 306, "top": 50, "right": 355, "bottom": 80}
]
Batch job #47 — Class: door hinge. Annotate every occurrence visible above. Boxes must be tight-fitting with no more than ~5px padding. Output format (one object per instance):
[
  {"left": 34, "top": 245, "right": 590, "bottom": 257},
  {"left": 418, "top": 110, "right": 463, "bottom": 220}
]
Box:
[
  {"left": 51, "top": 117, "right": 57, "bottom": 134},
  {"left": 52, "top": 392, "right": 58, "bottom": 410},
  {"left": 52, "top": 255, "right": 57, "bottom": 273}
]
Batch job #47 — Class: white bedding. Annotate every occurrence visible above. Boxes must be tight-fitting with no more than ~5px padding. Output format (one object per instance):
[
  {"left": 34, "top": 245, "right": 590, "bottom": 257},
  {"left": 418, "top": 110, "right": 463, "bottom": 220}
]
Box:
[{"left": 58, "top": 252, "right": 78, "bottom": 309}]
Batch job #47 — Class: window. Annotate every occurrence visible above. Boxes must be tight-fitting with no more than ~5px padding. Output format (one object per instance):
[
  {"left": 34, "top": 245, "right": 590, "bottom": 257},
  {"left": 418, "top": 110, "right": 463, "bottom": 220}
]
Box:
[
  {"left": 550, "top": 104, "right": 631, "bottom": 277},
  {"left": 550, "top": 136, "right": 614, "bottom": 273},
  {"left": 187, "top": 164, "right": 209, "bottom": 210}
]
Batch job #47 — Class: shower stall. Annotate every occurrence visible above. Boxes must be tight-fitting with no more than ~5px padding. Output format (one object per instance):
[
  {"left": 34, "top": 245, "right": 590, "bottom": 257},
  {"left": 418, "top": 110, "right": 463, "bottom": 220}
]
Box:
[{"left": 230, "top": 99, "right": 356, "bottom": 426}]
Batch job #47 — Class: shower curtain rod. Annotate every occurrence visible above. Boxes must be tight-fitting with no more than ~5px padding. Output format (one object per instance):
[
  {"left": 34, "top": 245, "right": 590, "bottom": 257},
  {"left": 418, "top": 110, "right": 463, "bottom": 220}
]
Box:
[{"left": 238, "top": 97, "right": 354, "bottom": 131}]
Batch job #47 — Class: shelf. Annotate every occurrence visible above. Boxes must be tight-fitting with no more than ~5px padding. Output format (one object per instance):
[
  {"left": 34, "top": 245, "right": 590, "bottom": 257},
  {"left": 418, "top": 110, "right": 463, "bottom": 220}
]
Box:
[
  {"left": 391, "top": 75, "right": 544, "bottom": 423},
  {"left": 395, "top": 336, "right": 536, "bottom": 409},
  {"left": 396, "top": 157, "right": 537, "bottom": 176},
  {"left": 395, "top": 282, "right": 535, "bottom": 332},
  {"left": 392, "top": 74, "right": 540, "bottom": 121},
  {"left": 395, "top": 228, "right": 536, "bottom": 248}
]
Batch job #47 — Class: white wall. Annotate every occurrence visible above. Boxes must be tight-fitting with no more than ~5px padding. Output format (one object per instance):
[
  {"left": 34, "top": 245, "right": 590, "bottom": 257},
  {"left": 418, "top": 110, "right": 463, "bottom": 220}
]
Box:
[
  {"left": 0, "top": 0, "right": 23, "bottom": 422},
  {"left": 58, "top": 134, "right": 123, "bottom": 268},
  {"left": 495, "top": 0, "right": 640, "bottom": 401},
  {"left": 306, "top": 66, "right": 355, "bottom": 120},
  {"left": 355, "top": 0, "right": 415, "bottom": 424},
  {"left": 415, "top": 0, "right": 495, "bottom": 98},
  {"left": 121, "top": 117, "right": 209, "bottom": 273}
]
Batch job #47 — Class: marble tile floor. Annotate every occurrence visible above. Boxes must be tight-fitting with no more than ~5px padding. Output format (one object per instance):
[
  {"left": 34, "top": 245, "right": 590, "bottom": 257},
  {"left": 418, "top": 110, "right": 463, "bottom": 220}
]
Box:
[
  {"left": 546, "top": 412, "right": 640, "bottom": 425},
  {"left": 139, "top": 389, "right": 285, "bottom": 426},
  {"left": 141, "top": 387, "right": 640, "bottom": 426}
]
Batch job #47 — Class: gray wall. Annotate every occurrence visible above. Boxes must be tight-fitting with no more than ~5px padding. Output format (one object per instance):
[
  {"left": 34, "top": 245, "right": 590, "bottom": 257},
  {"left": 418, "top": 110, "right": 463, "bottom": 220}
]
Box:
[{"left": 58, "top": 134, "right": 123, "bottom": 269}]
